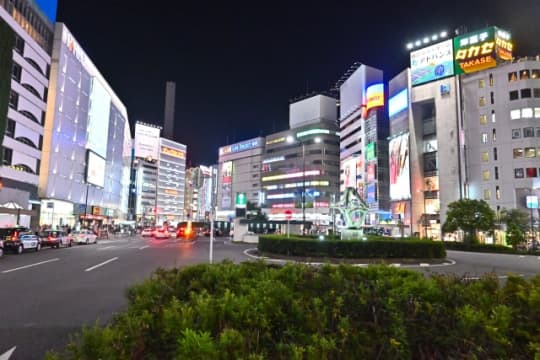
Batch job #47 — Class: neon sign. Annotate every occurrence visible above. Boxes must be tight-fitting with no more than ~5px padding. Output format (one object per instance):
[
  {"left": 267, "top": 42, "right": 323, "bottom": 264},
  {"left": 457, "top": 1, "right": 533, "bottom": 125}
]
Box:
[
  {"left": 362, "top": 83, "right": 384, "bottom": 119},
  {"left": 220, "top": 138, "right": 262, "bottom": 156},
  {"left": 161, "top": 146, "right": 186, "bottom": 159}
]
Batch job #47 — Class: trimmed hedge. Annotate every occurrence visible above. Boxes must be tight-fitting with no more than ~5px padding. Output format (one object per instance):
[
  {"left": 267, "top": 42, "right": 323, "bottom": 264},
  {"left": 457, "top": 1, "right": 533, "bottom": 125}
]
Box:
[
  {"left": 46, "top": 262, "right": 540, "bottom": 359},
  {"left": 258, "top": 235, "right": 446, "bottom": 259},
  {"left": 444, "top": 241, "right": 537, "bottom": 254}
]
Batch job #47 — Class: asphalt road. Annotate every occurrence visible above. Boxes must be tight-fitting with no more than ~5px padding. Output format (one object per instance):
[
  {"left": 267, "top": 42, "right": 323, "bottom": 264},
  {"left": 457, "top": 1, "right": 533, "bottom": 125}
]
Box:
[{"left": 0, "top": 237, "right": 538, "bottom": 359}]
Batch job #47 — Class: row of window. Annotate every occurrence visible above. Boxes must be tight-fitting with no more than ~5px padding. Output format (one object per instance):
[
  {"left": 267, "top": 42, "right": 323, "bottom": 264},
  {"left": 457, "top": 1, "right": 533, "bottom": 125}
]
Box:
[
  {"left": 1, "top": 147, "right": 39, "bottom": 175},
  {"left": 514, "top": 167, "right": 539, "bottom": 178},
  {"left": 509, "top": 88, "right": 540, "bottom": 100},
  {"left": 508, "top": 69, "right": 540, "bottom": 82},
  {"left": 483, "top": 186, "right": 501, "bottom": 201},
  {"left": 11, "top": 62, "right": 47, "bottom": 101},
  {"left": 512, "top": 127, "right": 540, "bottom": 139},
  {"left": 478, "top": 74, "right": 495, "bottom": 88},
  {"left": 512, "top": 147, "right": 540, "bottom": 159},
  {"left": 510, "top": 107, "right": 540, "bottom": 120}
]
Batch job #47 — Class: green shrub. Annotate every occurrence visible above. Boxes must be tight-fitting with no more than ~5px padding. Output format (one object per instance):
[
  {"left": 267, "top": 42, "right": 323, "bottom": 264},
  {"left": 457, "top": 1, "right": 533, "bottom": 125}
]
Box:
[
  {"left": 258, "top": 235, "right": 446, "bottom": 259},
  {"left": 50, "top": 262, "right": 540, "bottom": 359},
  {"left": 444, "top": 241, "right": 521, "bottom": 254}
]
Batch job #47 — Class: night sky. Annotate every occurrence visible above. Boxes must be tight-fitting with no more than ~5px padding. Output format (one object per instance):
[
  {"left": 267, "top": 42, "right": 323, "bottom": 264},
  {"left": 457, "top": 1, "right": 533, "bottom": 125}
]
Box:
[{"left": 56, "top": 0, "right": 540, "bottom": 165}]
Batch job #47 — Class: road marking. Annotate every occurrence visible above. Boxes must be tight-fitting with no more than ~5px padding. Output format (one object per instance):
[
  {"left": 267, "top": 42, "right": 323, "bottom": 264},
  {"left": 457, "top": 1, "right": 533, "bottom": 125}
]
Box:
[
  {"left": 464, "top": 274, "right": 524, "bottom": 281},
  {"left": 0, "top": 346, "right": 15, "bottom": 360},
  {"left": 85, "top": 257, "right": 118, "bottom": 272},
  {"left": 1, "top": 258, "right": 60, "bottom": 274},
  {"left": 139, "top": 245, "right": 149, "bottom": 250},
  {"left": 419, "top": 263, "right": 430, "bottom": 267},
  {"left": 97, "top": 246, "right": 116, "bottom": 250},
  {"left": 519, "top": 255, "right": 525, "bottom": 258},
  {"left": 391, "top": 263, "right": 401, "bottom": 267}
]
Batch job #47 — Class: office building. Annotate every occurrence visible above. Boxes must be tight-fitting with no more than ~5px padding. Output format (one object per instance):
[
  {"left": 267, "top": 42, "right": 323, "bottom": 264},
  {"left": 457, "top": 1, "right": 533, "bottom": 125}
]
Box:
[{"left": 156, "top": 137, "right": 186, "bottom": 224}]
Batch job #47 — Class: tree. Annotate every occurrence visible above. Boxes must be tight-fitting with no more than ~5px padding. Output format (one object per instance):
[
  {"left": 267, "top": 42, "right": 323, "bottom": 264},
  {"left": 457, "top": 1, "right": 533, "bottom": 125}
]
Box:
[
  {"left": 442, "top": 199, "right": 496, "bottom": 243},
  {"left": 500, "top": 208, "right": 530, "bottom": 232},
  {"left": 506, "top": 223, "right": 526, "bottom": 249}
]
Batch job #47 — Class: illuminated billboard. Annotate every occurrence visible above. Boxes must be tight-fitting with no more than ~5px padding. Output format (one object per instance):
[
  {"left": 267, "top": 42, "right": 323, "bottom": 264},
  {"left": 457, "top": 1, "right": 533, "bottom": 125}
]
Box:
[
  {"left": 388, "top": 89, "right": 408, "bottom": 118},
  {"left": 134, "top": 123, "right": 161, "bottom": 160},
  {"left": 161, "top": 146, "right": 186, "bottom": 159},
  {"left": 389, "top": 133, "right": 411, "bottom": 200},
  {"left": 363, "top": 83, "right": 384, "bottom": 118},
  {"left": 366, "top": 164, "right": 376, "bottom": 182},
  {"left": 87, "top": 78, "right": 111, "bottom": 158},
  {"left": 366, "top": 142, "right": 376, "bottom": 161},
  {"left": 410, "top": 39, "right": 454, "bottom": 86},
  {"left": 219, "top": 137, "right": 263, "bottom": 156},
  {"left": 86, "top": 150, "right": 106, "bottom": 188},
  {"left": 342, "top": 157, "right": 357, "bottom": 189},
  {"left": 453, "top": 27, "right": 513, "bottom": 75},
  {"left": 35, "top": 0, "right": 58, "bottom": 23},
  {"left": 366, "top": 184, "right": 377, "bottom": 204},
  {"left": 220, "top": 161, "right": 233, "bottom": 209}
]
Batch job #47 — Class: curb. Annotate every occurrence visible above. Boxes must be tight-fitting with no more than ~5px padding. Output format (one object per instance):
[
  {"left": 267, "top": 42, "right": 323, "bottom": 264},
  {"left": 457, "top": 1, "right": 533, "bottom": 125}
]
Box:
[{"left": 243, "top": 248, "right": 456, "bottom": 268}]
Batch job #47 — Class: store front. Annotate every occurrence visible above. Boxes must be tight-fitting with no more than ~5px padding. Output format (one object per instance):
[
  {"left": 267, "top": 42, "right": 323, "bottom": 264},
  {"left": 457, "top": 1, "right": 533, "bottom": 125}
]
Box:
[{"left": 40, "top": 199, "right": 77, "bottom": 228}]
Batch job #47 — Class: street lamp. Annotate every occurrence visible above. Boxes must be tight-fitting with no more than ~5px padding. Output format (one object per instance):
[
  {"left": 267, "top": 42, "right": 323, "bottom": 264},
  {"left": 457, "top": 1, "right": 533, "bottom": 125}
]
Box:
[{"left": 286, "top": 135, "right": 322, "bottom": 234}]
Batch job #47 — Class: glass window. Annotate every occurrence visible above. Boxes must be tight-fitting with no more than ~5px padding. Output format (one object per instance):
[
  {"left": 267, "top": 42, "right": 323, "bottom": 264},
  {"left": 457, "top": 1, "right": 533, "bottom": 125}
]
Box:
[
  {"left": 496, "top": 186, "right": 501, "bottom": 200},
  {"left": 526, "top": 168, "right": 538, "bottom": 178},
  {"left": 532, "top": 69, "right": 540, "bottom": 79},
  {"left": 493, "top": 147, "right": 498, "bottom": 161},
  {"left": 491, "top": 110, "right": 496, "bottom": 123},
  {"left": 481, "top": 151, "right": 489, "bottom": 162},
  {"left": 522, "top": 108, "right": 533, "bottom": 118},
  {"left": 478, "top": 79, "right": 485, "bottom": 88},
  {"left": 479, "top": 97, "right": 486, "bottom": 106},
  {"left": 521, "top": 88, "right": 532, "bottom": 98},
  {"left": 482, "top": 170, "right": 490, "bottom": 181},
  {"left": 514, "top": 168, "right": 524, "bottom": 178},
  {"left": 513, "top": 148, "right": 524, "bottom": 158},
  {"left": 480, "top": 114, "right": 487, "bottom": 124},
  {"left": 483, "top": 189, "right": 491, "bottom": 200},
  {"left": 492, "top": 128, "right": 497, "bottom": 142},
  {"left": 495, "top": 166, "right": 499, "bottom": 180},
  {"left": 481, "top": 133, "right": 488, "bottom": 143},
  {"left": 510, "top": 109, "right": 521, "bottom": 119},
  {"left": 512, "top": 129, "right": 521, "bottom": 139},
  {"left": 537, "top": 148, "right": 540, "bottom": 157},
  {"left": 508, "top": 72, "right": 518, "bottom": 82},
  {"left": 2, "top": 147, "right": 12, "bottom": 166},
  {"left": 535, "top": 108, "right": 540, "bottom": 118},
  {"left": 11, "top": 63, "right": 21, "bottom": 82},
  {"left": 14, "top": 35, "right": 24, "bottom": 54},
  {"left": 489, "top": 73, "right": 494, "bottom": 86},
  {"left": 534, "top": 88, "right": 540, "bottom": 98},
  {"left": 509, "top": 90, "right": 519, "bottom": 100},
  {"left": 536, "top": 128, "right": 540, "bottom": 137},
  {"left": 8, "top": 90, "right": 18, "bottom": 109},
  {"left": 490, "top": 91, "right": 494, "bottom": 104},
  {"left": 524, "top": 127, "right": 534, "bottom": 137},
  {"left": 5, "top": 119, "right": 15, "bottom": 138},
  {"left": 520, "top": 70, "right": 530, "bottom": 80},
  {"left": 525, "top": 147, "right": 536, "bottom": 157}
]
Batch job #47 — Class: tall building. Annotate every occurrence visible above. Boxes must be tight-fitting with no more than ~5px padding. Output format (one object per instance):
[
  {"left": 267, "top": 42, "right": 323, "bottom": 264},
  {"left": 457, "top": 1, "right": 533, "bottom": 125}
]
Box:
[
  {"left": 339, "top": 65, "right": 390, "bottom": 225},
  {"left": 0, "top": 0, "right": 56, "bottom": 228},
  {"left": 217, "top": 137, "right": 265, "bottom": 219},
  {"left": 39, "top": 24, "right": 132, "bottom": 227},
  {"left": 162, "top": 81, "right": 175, "bottom": 140},
  {"left": 262, "top": 95, "right": 340, "bottom": 226},
  {"left": 156, "top": 137, "right": 186, "bottom": 224},
  {"left": 184, "top": 165, "right": 216, "bottom": 221}
]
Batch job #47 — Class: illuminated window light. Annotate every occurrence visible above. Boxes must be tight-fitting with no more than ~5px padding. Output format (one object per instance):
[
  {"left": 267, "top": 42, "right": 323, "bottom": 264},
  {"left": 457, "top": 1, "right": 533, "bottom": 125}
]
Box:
[
  {"left": 267, "top": 193, "right": 295, "bottom": 199},
  {"left": 431, "top": 34, "right": 438, "bottom": 41},
  {"left": 263, "top": 156, "right": 285, "bottom": 164},
  {"left": 272, "top": 203, "right": 295, "bottom": 208},
  {"left": 296, "top": 129, "right": 330, "bottom": 138},
  {"left": 415, "top": 40, "right": 421, "bottom": 46},
  {"left": 262, "top": 170, "right": 321, "bottom": 182},
  {"left": 422, "top": 37, "right": 429, "bottom": 44},
  {"left": 440, "top": 31, "right": 447, "bottom": 38}
]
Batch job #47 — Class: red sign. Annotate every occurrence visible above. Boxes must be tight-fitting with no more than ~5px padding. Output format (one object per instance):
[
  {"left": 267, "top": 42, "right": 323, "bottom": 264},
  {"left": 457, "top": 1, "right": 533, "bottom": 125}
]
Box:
[{"left": 285, "top": 210, "right": 292, "bottom": 220}]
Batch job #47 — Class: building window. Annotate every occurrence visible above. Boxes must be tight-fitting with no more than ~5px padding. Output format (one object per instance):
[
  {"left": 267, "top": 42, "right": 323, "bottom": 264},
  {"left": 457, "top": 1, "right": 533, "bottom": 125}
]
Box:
[
  {"left": 521, "top": 88, "right": 532, "bottom": 98},
  {"left": 252, "top": 183, "right": 258, "bottom": 187},
  {"left": 537, "top": 147, "right": 540, "bottom": 157},
  {"left": 494, "top": 166, "right": 499, "bottom": 180},
  {"left": 513, "top": 148, "right": 524, "bottom": 158},
  {"left": 524, "top": 127, "right": 534, "bottom": 137},
  {"left": 490, "top": 91, "right": 494, "bottom": 104},
  {"left": 5, "top": 118, "right": 15, "bottom": 138},
  {"left": 526, "top": 167, "right": 538, "bottom": 178},
  {"left": 11, "top": 63, "right": 22, "bottom": 82},
  {"left": 491, "top": 110, "right": 496, "bottom": 123},
  {"left": 481, "top": 133, "right": 488, "bottom": 143},
  {"left": 514, "top": 168, "right": 524, "bottom": 178},
  {"left": 536, "top": 127, "right": 540, "bottom": 138},
  {"left": 520, "top": 70, "right": 530, "bottom": 80},
  {"left": 252, "top": 174, "right": 258, "bottom": 178},
  {"left": 14, "top": 35, "right": 24, "bottom": 54},
  {"left": 481, "top": 151, "right": 489, "bottom": 162},
  {"left": 479, "top": 97, "right": 486, "bottom": 106},
  {"left": 492, "top": 128, "right": 497, "bottom": 142},
  {"left": 479, "top": 79, "right": 485, "bottom": 88},
  {"left": 496, "top": 186, "right": 501, "bottom": 200},
  {"left": 512, "top": 128, "right": 521, "bottom": 139},
  {"left": 509, "top": 90, "right": 519, "bottom": 100},
  {"left": 489, "top": 73, "right": 494, "bottom": 86},
  {"left": 483, "top": 189, "right": 491, "bottom": 200},
  {"left": 480, "top": 114, "right": 487, "bottom": 124},
  {"left": 535, "top": 108, "right": 540, "bottom": 118},
  {"left": 534, "top": 88, "right": 540, "bottom": 98},
  {"left": 510, "top": 109, "right": 521, "bottom": 119},
  {"left": 2, "top": 147, "right": 12, "bottom": 166},
  {"left": 508, "top": 72, "right": 518, "bottom": 82},
  {"left": 522, "top": 108, "right": 533, "bottom": 118},
  {"left": 493, "top": 147, "right": 498, "bottom": 161},
  {"left": 532, "top": 69, "right": 540, "bottom": 79},
  {"left": 525, "top": 147, "right": 536, "bottom": 158},
  {"left": 482, "top": 170, "right": 490, "bottom": 181},
  {"left": 8, "top": 90, "right": 18, "bottom": 109}
]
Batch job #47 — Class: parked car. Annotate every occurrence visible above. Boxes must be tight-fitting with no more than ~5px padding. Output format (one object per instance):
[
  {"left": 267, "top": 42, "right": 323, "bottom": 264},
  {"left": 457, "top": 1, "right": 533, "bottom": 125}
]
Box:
[
  {"left": 18, "top": 234, "right": 41, "bottom": 252},
  {"left": 153, "top": 227, "right": 170, "bottom": 239},
  {"left": 70, "top": 229, "right": 98, "bottom": 244},
  {"left": 141, "top": 228, "right": 154, "bottom": 237},
  {"left": 39, "top": 230, "right": 72, "bottom": 248},
  {"left": 0, "top": 227, "right": 29, "bottom": 254}
]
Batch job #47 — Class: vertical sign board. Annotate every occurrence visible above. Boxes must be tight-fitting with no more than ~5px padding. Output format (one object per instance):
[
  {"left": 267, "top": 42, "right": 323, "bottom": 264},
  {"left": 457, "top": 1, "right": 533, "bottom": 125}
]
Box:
[
  {"left": 235, "top": 192, "right": 247, "bottom": 208},
  {"left": 526, "top": 196, "right": 538, "bottom": 209},
  {"left": 220, "top": 161, "right": 233, "bottom": 209},
  {"left": 453, "top": 27, "right": 513, "bottom": 75}
]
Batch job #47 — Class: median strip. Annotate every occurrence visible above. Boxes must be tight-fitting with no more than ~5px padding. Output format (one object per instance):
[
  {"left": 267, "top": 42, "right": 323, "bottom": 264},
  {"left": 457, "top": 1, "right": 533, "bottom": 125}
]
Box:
[
  {"left": 85, "top": 257, "right": 118, "bottom": 272},
  {"left": 2, "top": 258, "right": 60, "bottom": 274}
]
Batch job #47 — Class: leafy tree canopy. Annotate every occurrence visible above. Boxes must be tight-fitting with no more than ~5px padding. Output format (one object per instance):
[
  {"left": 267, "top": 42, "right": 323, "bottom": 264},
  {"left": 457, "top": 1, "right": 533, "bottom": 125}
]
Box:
[{"left": 442, "top": 199, "right": 496, "bottom": 240}]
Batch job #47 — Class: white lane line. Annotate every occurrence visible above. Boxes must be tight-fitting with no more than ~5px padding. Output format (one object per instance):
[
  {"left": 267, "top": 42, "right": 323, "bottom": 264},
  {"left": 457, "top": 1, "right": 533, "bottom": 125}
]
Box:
[
  {"left": 0, "top": 346, "right": 16, "bottom": 360},
  {"left": 84, "top": 257, "right": 118, "bottom": 272},
  {"left": 97, "top": 246, "right": 116, "bottom": 250},
  {"left": 139, "top": 245, "right": 150, "bottom": 250},
  {"left": 2, "top": 258, "right": 60, "bottom": 274},
  {"left": 519, "top": 255, "right": 525, "bottom": 258},
  {"left": 419, "top": 263, "right": 430, "bottom": 267}
]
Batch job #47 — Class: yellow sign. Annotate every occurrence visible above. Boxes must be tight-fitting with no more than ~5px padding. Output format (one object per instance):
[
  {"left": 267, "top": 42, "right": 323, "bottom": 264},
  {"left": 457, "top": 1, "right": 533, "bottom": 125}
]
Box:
[
  {"left": 161, "top": 146, "right": 186, "bottom": 159},
  {"left": 363, "top": 83, "right": 384, "bottom": 119},
  {"left": 164, "top": 189, "right": 178, "bottom": 195},
  {"left": 266, "top": 137, "right": 285, "bottom": 145}
]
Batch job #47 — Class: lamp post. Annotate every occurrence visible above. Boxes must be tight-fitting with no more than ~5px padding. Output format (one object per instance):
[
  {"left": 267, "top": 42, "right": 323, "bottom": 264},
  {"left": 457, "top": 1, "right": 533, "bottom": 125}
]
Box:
[{"left": 287, "top": 135, "right": 321, "bottom": 234}]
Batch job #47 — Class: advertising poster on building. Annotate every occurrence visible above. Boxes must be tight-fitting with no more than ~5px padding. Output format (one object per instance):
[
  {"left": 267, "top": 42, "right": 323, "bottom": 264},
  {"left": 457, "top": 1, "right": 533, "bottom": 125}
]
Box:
[
  {"left": 389, "top": 133, "right": 411, "bottom": 200},
  {"left": 342, "top": 157, "right": 357, "bottom": 189},
  {"left": 366, "top": 142, "right": 376, "bottom": 161},
  {"left": 220, "top": 161, "right": 233, "bottom": 209},
  {"left": 86, "top": 150, "right": 106, "bottom": 188},
  {"left": 366, "top": 184, "right": 377, "bottom": 204},
  {"left": 410, "top": 39, "right": 454, "bottom": 86},
  {"left": 366, "top": 164, "right": 376, "bottom": 182},
  {"left": 134, "top": 123, "right": 161, "bottom": 160}
]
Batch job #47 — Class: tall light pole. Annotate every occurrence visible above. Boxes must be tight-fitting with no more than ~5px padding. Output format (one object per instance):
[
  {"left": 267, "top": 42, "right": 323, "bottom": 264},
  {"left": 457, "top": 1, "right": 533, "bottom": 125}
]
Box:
[{"left": 287, "top": 135, "right": 321, "bottom": 234}]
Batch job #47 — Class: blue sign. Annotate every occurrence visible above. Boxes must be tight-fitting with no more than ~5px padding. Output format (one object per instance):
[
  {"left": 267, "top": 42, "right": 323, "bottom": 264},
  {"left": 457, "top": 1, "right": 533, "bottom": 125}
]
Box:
[
  {"left": 366, "top": 184, "right": 377, "bottom": 204},
  {"left": 34, "top": 0, "right": 58, "bottom": 23},
  {"left": 388, "top": 89, "right": 408, "bottom": 118},
  {"left": 220, "top": 138, "right": 262, "bottom": 156}
]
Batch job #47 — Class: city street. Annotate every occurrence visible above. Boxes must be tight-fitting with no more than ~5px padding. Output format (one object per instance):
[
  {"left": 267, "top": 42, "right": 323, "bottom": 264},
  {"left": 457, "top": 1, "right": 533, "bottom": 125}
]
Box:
[{"left": 0, "top": 237, "right": 539, "bottom": 359}]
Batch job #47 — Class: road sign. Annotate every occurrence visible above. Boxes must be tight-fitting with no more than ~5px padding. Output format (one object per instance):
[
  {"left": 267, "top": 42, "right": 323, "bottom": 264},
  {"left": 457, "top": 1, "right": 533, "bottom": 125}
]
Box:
[{"left": 285, "top": 210, "right": 292, "bottom": 220}]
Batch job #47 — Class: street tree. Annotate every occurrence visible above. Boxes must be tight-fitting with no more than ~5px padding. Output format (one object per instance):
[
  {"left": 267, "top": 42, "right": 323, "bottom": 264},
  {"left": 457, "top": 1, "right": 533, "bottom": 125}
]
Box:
[
  {"left": 506, "top": 223, "right": 526, "bottom": 249},
  {"left": 500, "top": 208, "right": 530, "bottom": 232},
  {"left": 442, "top": 199, "right": 496, "bottom": 243}
]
